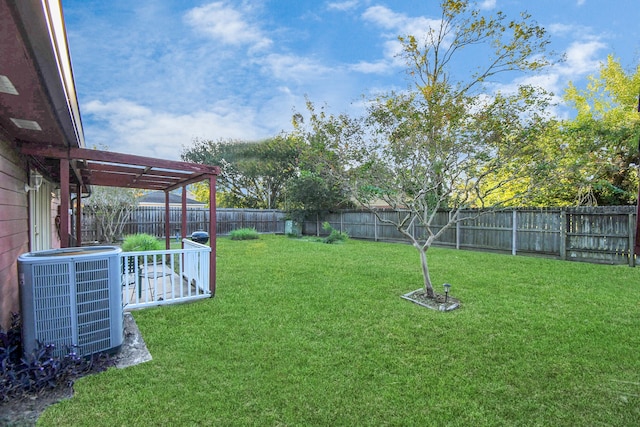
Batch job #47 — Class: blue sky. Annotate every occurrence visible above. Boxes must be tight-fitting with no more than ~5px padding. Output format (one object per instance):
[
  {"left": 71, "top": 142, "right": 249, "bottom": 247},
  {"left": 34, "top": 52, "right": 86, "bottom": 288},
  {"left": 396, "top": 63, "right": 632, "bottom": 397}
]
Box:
[{"left": 62, "top": 0, "right": 639, "bottom": 160}]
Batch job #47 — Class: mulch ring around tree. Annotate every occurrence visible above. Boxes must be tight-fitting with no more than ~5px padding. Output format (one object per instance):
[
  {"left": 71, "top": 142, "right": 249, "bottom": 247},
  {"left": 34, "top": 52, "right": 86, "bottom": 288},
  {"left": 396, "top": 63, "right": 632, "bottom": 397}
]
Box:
[{"left": 401, "top": 289, "right": 460, "bottom": 311}]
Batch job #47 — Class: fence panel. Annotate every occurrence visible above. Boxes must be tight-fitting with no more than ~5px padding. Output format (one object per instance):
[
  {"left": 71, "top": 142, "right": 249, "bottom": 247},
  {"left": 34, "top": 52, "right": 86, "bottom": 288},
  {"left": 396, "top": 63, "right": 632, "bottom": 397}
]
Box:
[
  {"left": 307, "top": 207, "right": 637, "bottom": 265},
  {"left": 458, "top": 210, "right": 513, "bottom": 252},
  {"left": 516, "top": 209, "right": 562, "bottom": 255},
  {"left": 566, "top": 210, "right": 633, "bottom": 264},
  {"left": 81, "top": 208, "right": 285, "bottom": 242}
]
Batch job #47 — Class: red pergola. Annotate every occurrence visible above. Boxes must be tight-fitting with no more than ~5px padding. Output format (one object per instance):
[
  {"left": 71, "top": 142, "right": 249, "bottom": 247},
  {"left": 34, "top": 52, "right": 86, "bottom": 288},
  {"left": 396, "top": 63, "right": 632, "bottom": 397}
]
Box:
[{"left": 20, "top": 142, "right": 221, "bottom": 294}]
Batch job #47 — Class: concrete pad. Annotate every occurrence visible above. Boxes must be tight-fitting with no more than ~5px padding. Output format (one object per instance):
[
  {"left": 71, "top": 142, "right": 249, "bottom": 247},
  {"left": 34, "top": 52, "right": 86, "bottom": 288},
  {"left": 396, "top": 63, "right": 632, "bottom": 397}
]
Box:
[{"left": 114, "top": 312, "right": 152, "bottom": 368}]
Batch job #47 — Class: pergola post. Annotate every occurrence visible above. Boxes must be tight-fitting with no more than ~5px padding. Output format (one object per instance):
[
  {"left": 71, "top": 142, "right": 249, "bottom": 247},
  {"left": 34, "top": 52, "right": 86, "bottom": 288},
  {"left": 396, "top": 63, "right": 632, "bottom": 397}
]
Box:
[
  {"left": 209, "top": 174, "right": 216, "bottom": 296},
  {"left": 59, "top": 158, "right": 70, "bottom": 248},
  {"left": 181, "top": 188, "right": 187, "bottom": 244},
  {"left": 165, "top": 190, "right": 171, "bottom": 249}
]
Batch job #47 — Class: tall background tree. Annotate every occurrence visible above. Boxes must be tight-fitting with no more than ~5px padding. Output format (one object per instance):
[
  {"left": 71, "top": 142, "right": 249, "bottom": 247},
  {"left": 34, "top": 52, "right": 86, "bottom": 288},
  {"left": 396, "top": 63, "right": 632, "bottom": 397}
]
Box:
[
  {"left": 295, "top": 0, "right": 555, "bottom": 298},
  {"left": 285, "top": 116, "right": 354, "bottom": 221},
  {"left": 182, "top": 135, "right": 302, "bottom": 208},
  {"left": 561, "top": 55, "right": 640, "bottom": 205},
  {"left": 472, "top": 56, "right": 640, "bottom": 207}
]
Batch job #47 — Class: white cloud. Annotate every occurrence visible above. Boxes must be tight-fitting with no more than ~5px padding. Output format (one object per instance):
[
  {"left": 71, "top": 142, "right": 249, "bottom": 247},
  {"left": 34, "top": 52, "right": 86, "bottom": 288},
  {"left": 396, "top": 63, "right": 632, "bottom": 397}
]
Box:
[
  {"left": 83, "top": 99, "right": 275, "bottom": 159},
  {"left": 362, "top": 5, "right": 441, "bottom": 38},
  {"left": 547, "top": 23, "right": 577, "bottom": 36},
  {"left": 479, "top": 0, "right": 497, "bottom": 10},
  {"left": 561, "top": 39, "right": 607, "bottom": 75},
  {"left": 547, "top": 22, "right": 596, "bottom": 39},
  {"left": 350, "top": 38, "right": 405, "bottom": 74},
  {"left": 484, "top": 35, "right": 607, "bottom": 119},
  {"left": 259, "top": 53, "right": 333, "bottom": 82},
  {"left": 357, "top": 6, "right": 443, "bottom": 75},
  {"left": 362, "top": 6, "right": 442, "bottom": 46},
  {"left": 350, "top": 60, "right": 392, "bottom": 74},
  {"left": 184, "top": 2, "right": 272, "bottom": 52},
  {"left": 327, "top": 1, "right": 359, "bottom": 12}
]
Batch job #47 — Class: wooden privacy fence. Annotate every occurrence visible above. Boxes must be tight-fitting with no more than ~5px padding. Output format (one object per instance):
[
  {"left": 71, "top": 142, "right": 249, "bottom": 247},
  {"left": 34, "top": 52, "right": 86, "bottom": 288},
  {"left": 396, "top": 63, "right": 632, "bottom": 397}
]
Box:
[
  {"left": 304, "top": 206, "right": 638, "bottom": 266},
  {"left": 81, "top": 208, "right": 285, "bottom": 242},
  {"left": 82, "top": 206, "right": 639, "bottom": 266}
]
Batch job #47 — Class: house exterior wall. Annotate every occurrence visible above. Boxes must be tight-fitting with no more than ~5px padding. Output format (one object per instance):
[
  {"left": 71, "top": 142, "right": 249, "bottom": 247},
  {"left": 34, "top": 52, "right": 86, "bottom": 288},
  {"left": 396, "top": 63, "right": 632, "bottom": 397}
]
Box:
[{"left": 0, "top": 137, "right": 29, "bottom": 329}]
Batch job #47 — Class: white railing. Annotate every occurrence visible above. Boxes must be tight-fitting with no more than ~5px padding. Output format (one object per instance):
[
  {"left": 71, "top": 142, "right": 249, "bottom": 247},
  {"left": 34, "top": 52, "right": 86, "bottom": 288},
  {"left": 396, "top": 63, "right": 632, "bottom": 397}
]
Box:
[{"left": 120, "top": 239, "right": 211, "bottom": 310}]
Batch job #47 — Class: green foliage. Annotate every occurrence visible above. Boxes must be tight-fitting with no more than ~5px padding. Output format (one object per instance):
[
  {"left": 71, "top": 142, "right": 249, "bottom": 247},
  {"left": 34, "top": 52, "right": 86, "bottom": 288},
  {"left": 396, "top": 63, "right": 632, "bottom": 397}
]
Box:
[
  {"left": 229, "top": 228, "right": 260, "bottom": 240},
  {"left": 286, "top": 171, "right": 352, "bottom": 222},
  {"left": 486, "top": 56, "right": 640, "bottom": 207},
  {"left": 560, "top": 55, "right": 640, "bottom": 205},
  {"left": 39, "top": 236, "right": 640, "bottom": 426},
  {"left": 322, "top": 222, "right": 349, "bottom": 244},
  {"left": 182, "top": 135, "right": 302, "bottom": 209},
  {"left": 121, "top": 234, "right": 164, "bottom": 252}
]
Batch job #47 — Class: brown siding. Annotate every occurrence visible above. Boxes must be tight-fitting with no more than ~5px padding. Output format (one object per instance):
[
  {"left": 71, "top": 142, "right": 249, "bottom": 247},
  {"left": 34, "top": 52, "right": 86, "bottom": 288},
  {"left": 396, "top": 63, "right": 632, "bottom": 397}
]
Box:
[{"left": 0, "top": 137, "right": 29, "bottom": 329}]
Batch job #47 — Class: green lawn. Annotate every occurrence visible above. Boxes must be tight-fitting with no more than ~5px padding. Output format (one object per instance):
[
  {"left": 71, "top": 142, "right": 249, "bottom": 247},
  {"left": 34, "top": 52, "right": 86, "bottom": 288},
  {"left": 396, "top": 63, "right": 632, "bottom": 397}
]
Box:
[{"left": 40, "top": 235, "right": 640, "bottom": 426}]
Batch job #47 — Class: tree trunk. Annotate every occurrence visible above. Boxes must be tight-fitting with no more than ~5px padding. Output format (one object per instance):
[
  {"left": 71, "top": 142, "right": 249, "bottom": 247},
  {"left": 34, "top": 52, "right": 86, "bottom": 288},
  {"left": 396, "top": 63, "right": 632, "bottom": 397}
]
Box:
[{"left": 416, "top": 244, "right": 435, "bottom": 298}]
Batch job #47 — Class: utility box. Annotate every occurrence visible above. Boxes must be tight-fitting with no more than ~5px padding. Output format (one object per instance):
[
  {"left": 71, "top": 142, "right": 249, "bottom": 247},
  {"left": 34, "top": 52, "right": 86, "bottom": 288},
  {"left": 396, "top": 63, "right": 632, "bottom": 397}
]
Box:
[
  {"left": 285, "top": 220, "right": 301, "bottom": 236},
  {"left": 18, "top": 246, "right": 124, "bottom": 358}
]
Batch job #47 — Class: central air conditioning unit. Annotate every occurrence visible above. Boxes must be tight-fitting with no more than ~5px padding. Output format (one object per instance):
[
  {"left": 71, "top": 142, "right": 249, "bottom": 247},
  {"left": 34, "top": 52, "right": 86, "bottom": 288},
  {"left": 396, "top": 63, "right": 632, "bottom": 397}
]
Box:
[{"left": 18, "top": 246, "right": 124, "bottom": 358}]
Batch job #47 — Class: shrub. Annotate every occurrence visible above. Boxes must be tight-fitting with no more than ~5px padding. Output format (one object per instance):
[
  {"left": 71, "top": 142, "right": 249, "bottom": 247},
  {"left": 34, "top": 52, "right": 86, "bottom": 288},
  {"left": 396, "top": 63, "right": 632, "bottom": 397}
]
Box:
[
  {"left": 322, "top": 222, "right": 349, "bottom": 244},
  {"left": 0, "top": 313, "right": 113, "bottom": 402},
  {"left": 229, "top": 228, "right": 260, "bottom": 240},
  {"left": 121, "top": 233, "right": 164, "bottom": 252}
]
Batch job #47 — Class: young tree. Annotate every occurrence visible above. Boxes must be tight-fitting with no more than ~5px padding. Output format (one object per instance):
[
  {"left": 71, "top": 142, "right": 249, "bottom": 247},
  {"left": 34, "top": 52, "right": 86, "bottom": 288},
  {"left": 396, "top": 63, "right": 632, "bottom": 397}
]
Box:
[
  {"left": 296, "top": 0, "right": 555, "bottom": 298},
  {"left": 84, "top": 186, "right": 139, "bottom": 243}
]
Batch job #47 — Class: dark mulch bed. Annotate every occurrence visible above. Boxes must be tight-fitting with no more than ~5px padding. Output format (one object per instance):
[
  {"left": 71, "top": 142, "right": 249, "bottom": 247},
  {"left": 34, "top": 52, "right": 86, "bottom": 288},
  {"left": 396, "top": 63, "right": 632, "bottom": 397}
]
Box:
[
  {"left": 0, "top": 385, "right": 74, "bottom": 426},
  {"left": 1, "top": 313, "right": 150, "bottom": 426}
]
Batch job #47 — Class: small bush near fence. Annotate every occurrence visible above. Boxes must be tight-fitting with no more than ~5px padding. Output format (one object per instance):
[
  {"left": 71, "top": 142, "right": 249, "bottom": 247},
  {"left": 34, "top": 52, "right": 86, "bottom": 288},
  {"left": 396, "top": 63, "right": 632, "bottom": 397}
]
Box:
[
  {"left": 230, "top": 228, "right": 260, "bottom": 240},
  {"left": 322, "top": 222, "right": 349, "bottom": 244},
  {"left": 121, "top": 233, "right": 164, "bottom": 252}
]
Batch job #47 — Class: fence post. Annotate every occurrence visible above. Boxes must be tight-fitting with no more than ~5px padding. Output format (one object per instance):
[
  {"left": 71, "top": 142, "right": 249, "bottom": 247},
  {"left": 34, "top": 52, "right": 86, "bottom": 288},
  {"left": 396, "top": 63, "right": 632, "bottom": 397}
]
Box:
[
  {"left": 511, "top": 210, "right": 517, "bottom": 256},
  {"left": 629, "top": 213, "right": 636, "bottom": 267},
  {"left": 559, "top": 210, "right": 566, "bottom": 260},
  {"left": 456, "top": 219, "right": 460, "bottom": 250},
  {"left": 374, "top": 213, "right": 378, "bottom": 242}
]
